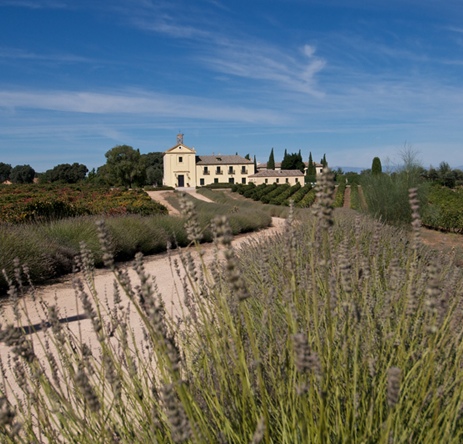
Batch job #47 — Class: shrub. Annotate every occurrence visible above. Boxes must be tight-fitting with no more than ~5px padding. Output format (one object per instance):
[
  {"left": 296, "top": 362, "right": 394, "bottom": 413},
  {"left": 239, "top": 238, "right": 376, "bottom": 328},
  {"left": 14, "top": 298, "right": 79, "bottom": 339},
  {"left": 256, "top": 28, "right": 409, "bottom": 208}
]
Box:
[
  {"left": 105, "top": 216, "right": 170, "bottom": 260},
  {"left": 295, "top": 188, "right": 316, "bottom": 207},
  {"left": 268, "top": 182, "right": 301, "bottom": 206},
  {"left": 361, "top": 172, "right": 427, "bottom": 225},
  {"left": 252, "top": 184, "right": 277, "bottom": 200},
  {"left": 422, "top": 185, "right": 463, "bottom": 232},
  {"left": 291, "top": 183, "right": 312, "bottom": 204},
  {"left": 144, "top": 185, "right": 175, "bottom": 191},
  {"left": 201, "top": 182, "right": 235, "bottom": 189},
  {"left": 261, "top": 184, "right": 290, "bottom": 204}
]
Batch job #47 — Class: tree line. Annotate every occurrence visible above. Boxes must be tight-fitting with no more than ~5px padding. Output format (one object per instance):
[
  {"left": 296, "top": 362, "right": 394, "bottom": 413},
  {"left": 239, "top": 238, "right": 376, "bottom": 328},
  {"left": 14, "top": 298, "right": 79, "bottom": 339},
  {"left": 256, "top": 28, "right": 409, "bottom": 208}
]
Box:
[
  {"left": 363, "top": 156, "right": 463, "bottom": 188},
  {"left": 0, "top": 145, "right": 164, "bottom": 187},
  {"left": 265, "top": 148, "right": 328, "bottom": 183}
]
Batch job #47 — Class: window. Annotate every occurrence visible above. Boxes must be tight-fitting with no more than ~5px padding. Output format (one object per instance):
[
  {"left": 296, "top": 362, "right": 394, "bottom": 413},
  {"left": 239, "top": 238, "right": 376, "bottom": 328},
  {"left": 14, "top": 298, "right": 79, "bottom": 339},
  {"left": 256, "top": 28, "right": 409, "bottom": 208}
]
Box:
[
  {"left": 285, "top": 178, "right": 289, "bottom": 183},
  {"left": 229, "top": 178, "right": 235, "bottom": 184},
  {"left": 241, "top": 166, "right": 247, "bottom": 174},
  {"left": 276, "top": 178, "right": 279, "bottom": 183},
  {"left": 241, "top": 178, "right": 246, "bottom": 184},
  {"left": 203, "top": 167, "right": 209, "bottom": 175},
  {"left": 265, "top": 179, "right": 268, "bottom": 184},
  {"left": 214, "top": 178, "right": 219, "bottom": 183},
  {"left": 228, "top": 166, "right": 234, "bottom": 174},
  {"left": 216, "top": 167, "right": 222, "bottom": 175},
  {"left": 296, "top": 178, "right": 299, "bottom": 183},
  {"left": 200, "top": 178, "right": 205, "bottom": 186},
  {"left": 178, "top": 156, "right": 183, "bottom": 163}
]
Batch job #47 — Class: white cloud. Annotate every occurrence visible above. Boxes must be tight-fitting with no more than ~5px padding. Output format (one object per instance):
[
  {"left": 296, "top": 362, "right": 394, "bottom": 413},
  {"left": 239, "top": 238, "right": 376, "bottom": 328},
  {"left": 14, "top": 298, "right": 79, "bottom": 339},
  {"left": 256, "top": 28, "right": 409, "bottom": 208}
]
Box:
[
  {"left": 199, "top": 40, "right": 326, "bottom": 97},
  {"left": 446, "top": 26, "right": 463, "bottom": 34},
  {"left": 0, "top": 89, "right": 286, "bottom": 124},
  {"left": 303, "top": 45, "right": 316, "bottom": 57},
  {"left": 111, "top": 1, "right": 326, "bottom": 97},
  {"left": 0, "top": 47, "right": 93, "bottom": 63}
]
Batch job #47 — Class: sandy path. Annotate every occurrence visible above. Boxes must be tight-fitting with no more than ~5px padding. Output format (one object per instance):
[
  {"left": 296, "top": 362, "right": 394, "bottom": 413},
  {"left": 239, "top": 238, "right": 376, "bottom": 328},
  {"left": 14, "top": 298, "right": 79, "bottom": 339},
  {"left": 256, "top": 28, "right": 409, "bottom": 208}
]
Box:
[
  {"left": 343, "top": 185, "right": 351, "bottom": 208},
  {"left": 145, "top": 190, "right": 180, "bottom": 215},
  {"left": 0, "top": 217, "right": 286, "bottom": 374},
  {"left": 146, "top": 188, "right": 216, "bottom": 216}
]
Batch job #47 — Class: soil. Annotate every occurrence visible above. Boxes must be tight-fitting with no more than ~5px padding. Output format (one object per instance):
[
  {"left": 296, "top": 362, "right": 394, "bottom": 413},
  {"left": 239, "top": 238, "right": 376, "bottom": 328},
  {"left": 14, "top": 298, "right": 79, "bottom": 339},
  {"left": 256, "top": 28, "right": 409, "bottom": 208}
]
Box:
[{"left": 419, "top": 227, "right": 463, "bottom": 266}]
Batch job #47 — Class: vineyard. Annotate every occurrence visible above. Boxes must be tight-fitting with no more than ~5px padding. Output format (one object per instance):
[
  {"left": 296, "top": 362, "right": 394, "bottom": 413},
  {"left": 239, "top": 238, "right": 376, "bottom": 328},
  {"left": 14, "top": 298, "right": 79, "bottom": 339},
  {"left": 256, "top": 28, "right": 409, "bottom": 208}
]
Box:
[
  {"left": 422, "top": 184, "right": 463, "bottom": 233},
  {"left": 231, "top": 181, "right": 346, "bottom": 208},
  {"left": 232, "top": 181, "right": 463, "bottom": 234},
  {"left": 0, "top": 183, "right": 167, "bottom": 223}
]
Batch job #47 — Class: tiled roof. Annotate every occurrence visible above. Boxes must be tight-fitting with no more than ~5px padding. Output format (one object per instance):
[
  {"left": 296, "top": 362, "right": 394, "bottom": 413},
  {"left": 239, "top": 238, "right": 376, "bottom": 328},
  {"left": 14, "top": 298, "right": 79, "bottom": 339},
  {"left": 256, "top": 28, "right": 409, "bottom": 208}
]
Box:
[
  {"left": 248, "top": 169, "right": 304, "bottom": 178},
  {"left": 258, "top": 161, "right": 323, "bottom": 169},
  {"left": 196, "top": 155, "right": 254, "bottom": 165},
  {"left": 258, "top": 162, "right": 282, "bottom": 169}
]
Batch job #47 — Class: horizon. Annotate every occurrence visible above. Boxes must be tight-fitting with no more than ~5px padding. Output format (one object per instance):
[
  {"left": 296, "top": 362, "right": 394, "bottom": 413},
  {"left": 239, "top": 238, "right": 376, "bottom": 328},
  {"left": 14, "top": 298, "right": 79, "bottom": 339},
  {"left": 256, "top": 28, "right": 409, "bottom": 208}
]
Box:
[{"left": 1, "top": 1, "right": 463, "bottom": 172}]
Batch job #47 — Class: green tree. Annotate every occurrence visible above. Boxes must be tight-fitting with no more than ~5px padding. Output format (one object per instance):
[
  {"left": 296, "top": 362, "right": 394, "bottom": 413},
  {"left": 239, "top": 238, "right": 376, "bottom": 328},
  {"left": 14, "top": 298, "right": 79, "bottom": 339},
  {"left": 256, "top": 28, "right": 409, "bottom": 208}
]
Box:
[
  {"left": 41, "top": 163, "right": 88, "bottom": 183},
  {"left": 267, "top": 148, "right": 275, "bottom": 170},
  {"left": 10, "top": 164, "right": 35, "bottom": 184},
  {"left": 281, "top": 151, "right": 305, "bottom": 172},
  {"left": 438, "top": 162, "right": 456, "bottom": 188},
  {"left": 245, "top": 154, "right": 251, "bottom": 160},
  {"left": 103, "top": 145, "right": 144, "bottom": 187},
  {"left": 253, "top": 155, "right": 257, "bottom": 174},
  {"left": 426, "top": 166, "right": 439, "bottom": 182},
  {"left": 371, "top": 157, "right": 382, "bottom": 175},
  {"left": 305, "top": 152, "right": 316, "bottom": 183},
  {"left": 141, "top": 152, "right": 163, "bottom": 186},
  {"left": 0, "top": 162, "right": 12, "bottom": 182},
  {"left": 361, "top": 147, "right": 426, "bottom": 225},
  {"left": 320, "top": 154, "right": 328, "bottom": 168}
]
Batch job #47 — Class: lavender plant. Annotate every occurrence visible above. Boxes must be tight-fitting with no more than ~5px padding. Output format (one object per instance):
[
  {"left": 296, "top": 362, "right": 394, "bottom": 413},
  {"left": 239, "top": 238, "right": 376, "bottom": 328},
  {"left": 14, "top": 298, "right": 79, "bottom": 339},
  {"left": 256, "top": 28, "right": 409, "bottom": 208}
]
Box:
[{"left": 1, "top": 170, "right": 463, "bottom": 442}]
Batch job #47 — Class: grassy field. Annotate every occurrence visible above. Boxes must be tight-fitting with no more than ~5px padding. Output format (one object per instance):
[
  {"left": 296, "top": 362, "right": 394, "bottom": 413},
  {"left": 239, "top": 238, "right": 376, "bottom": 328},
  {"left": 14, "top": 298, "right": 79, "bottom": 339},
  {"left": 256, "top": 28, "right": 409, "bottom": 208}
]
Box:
[
  {"left": 1, "top": 171, "right": 463, "bottom": 442},
  {"left": 0, "top": 190, "right": 272, "bottom": 293}
]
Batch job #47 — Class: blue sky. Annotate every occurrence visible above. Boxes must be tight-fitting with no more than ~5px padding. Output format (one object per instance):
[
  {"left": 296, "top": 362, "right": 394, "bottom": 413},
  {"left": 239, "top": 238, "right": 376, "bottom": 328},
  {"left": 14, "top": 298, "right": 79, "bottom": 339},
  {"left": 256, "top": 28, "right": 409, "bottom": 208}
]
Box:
[{"left": 1, "top": 0, "right": 463, "bottom": 172}]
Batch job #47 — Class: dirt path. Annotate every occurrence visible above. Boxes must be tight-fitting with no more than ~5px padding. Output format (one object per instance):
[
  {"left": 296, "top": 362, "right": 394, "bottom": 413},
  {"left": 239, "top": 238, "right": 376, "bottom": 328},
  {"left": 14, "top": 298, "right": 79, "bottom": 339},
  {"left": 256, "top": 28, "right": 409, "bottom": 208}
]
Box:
[
  {"left": 146, "top": 190, "right": 180, "bottom": 215},
  {"left": 1, "top": 216, "right": 286, "bottom": 327},
  {"left": 146, "top": 189, "right": 217, "bottom": 216},
  {"left": 343, "top": 185, "right": 351, "bottom": 208}
]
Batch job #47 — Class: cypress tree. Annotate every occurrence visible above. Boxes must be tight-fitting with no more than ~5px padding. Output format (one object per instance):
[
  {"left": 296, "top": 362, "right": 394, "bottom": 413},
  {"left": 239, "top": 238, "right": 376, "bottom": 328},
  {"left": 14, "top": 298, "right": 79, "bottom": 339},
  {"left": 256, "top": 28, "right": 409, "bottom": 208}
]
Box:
[
  {"left": 307, "top": 152, "right": 314, "bottom": 175},
  {"left": 321, "top": 154, "right": 328, "bottom": 168},
  {"left": 372, "top": 157, "right": 382, "bottom": 175},
  {"left": 306, "top": 152, "right": 317, "bottom": 183},
  {"left": 281, "top": 149, "right": 289, "bottom": 169},
  {"left": 267, "top": 148, "right": 275, "bottom": 170}
]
